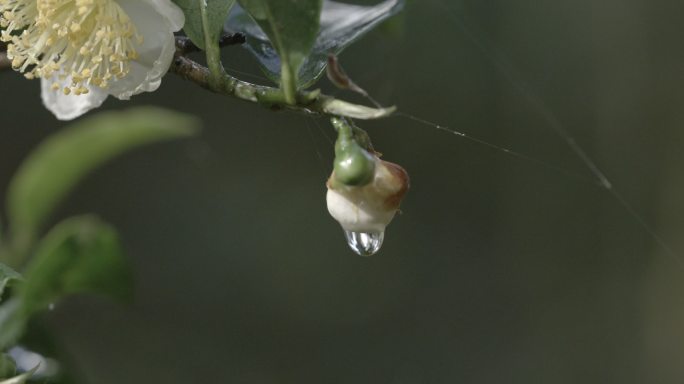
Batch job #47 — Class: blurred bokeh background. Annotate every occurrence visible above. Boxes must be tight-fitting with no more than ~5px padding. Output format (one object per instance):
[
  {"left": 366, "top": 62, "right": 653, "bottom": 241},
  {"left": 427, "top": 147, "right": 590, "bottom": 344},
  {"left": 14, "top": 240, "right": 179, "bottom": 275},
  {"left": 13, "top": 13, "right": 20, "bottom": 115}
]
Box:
[{"left": 3, "top": 0, "right": 684, "bottom": 382}]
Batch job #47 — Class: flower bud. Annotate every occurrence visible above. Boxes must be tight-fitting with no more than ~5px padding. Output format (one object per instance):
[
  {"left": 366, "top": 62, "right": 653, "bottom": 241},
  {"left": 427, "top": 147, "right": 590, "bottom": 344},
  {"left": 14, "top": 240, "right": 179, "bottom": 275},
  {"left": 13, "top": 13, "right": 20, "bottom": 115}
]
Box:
[
  {"left": 331, "top": 117, "right": 376, "bottom": 186},
  {"left": 333, "top": 141, "right": 376, "bottom": 186},
  {"left": 326, "top": 117, "right": 409, "bottom": 256},
  {"left": 327, "top": 156, "right": 409, "bottom": 234}
]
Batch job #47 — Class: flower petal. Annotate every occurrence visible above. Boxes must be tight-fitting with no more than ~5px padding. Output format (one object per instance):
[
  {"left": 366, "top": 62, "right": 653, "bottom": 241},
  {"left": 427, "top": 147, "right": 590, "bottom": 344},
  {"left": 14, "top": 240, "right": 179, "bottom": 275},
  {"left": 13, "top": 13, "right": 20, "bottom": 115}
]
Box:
[
  {"left": 326, "top": 187, "right": 396, "bottom": 233},
  {"left": 140, "top": 0, "right": 185, "bottom": 31},
  {"left": 326, "top": 158, "right": 409, "bottom": 233},
  {"left": 106, "top": 0, "right": 182, "bottom": 100},
  {"left": 41, "top": 77, "right": 109, "bottom": 121}
]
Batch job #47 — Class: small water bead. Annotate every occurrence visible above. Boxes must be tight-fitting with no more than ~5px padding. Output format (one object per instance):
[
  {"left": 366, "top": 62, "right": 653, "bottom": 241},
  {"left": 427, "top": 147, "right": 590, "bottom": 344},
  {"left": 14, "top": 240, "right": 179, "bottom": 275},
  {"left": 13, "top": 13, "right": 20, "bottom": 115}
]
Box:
[{"left": 344, "top": 230, "right": 384, "bottom": 256}]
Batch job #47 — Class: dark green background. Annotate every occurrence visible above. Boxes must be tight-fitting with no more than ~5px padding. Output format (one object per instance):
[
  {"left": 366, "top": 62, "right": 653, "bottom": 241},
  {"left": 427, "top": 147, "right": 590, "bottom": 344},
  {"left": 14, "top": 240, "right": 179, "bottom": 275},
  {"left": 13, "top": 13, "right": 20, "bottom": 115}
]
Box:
[{"left": 3, "top": 0, "right": 684, "bottom": 382}]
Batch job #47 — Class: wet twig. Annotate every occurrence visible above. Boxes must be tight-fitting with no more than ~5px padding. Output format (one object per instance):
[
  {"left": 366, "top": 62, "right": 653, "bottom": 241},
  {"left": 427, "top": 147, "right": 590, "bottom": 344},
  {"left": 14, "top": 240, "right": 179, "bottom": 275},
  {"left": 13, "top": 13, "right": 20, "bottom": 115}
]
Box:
[{"left": 0, "top": 34, "right": 394, "bottom": 120}]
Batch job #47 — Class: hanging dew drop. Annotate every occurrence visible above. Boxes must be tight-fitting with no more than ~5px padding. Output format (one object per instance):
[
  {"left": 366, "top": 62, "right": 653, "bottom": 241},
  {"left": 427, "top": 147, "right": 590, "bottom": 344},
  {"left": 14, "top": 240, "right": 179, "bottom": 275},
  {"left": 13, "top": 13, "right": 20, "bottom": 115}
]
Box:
[
  {"left": 344, "top": 230, "right": 384, "bottom": 256},
  {"left": 326, "top": 118, "right": 409, "bottom": 257}
]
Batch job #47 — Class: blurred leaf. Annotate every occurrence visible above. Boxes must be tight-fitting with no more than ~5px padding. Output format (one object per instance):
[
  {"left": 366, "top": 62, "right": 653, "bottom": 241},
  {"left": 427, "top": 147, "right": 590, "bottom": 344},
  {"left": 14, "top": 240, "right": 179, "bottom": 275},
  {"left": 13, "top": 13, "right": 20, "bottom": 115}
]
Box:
[
  {"left": 20, "top": 216, "right": 133, "bottom": 315},
  {"left": 173, "top": 0, "right": 235, "bottom": 49},
  {"left": 236, "top": 0, "right": 323, "bottom": 103},
  {"left": 1, "top": 217, "right": 132, "bottom": 351},
  {"left": 227, "top": 0, "right": 404, "bottom": 87},
  {"left": 0, "top": 300, "right": 25, "bottom": 351},
  {"left": 0, "top": 264, "right": 21, "bottom": 299},
  {"left": 6, "top": 107, "right": 199, "bottom": 247},
  {"left": 0, "top": 354, "right": 16, "bottom": 379},
  {"left": 15, "top": 323, "right": 76, "bottom": 384},
  {"left": 0, "top": 365, "right": 36, "bottom": 384}
]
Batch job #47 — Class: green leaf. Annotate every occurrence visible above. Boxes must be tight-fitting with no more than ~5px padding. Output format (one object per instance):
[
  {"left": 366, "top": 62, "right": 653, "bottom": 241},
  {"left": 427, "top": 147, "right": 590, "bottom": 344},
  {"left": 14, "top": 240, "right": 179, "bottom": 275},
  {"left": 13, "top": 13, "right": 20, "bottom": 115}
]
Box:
[
  {"left": 20, "top": 216, "right": 133, "bottom": 315},
  {"left": 227, "top": 0, "right": 404, "bottom": 87},
  {"left": 236, "top": 0, "right": 323, "bottom": 103},
  {"left": 0, "top": 217, "right": 133, "bottom": 350},
  {"left": 173, "top": 0, "right": 236, "bottom": 49},
  {"left": 0, "top": 300, "right": 25, "bottom": 351},
  {"left": 7, "top": 107, "right": 199, "bottom": 249},
  {"left": 0, "top": 365, "right": 37, "bottom": 384},
  {"left": 0, "top": 354, "right": 16, "bottom": 379},
  {"left": 0, "top": 264, "right": 21, "bottom": 299}
]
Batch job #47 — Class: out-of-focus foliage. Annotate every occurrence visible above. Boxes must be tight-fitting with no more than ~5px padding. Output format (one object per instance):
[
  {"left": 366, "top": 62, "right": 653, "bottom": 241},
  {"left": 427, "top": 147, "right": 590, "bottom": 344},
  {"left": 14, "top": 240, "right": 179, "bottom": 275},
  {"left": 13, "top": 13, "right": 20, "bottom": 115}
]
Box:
[
  {"left": 0, "top": 265, "right": 20, "bottom": 298},
  {"left": 7, "top": 108, "right": 198, "bottom": 247},
  {"left": 0, "top": 107, "right": 199, "bottom": 381}
]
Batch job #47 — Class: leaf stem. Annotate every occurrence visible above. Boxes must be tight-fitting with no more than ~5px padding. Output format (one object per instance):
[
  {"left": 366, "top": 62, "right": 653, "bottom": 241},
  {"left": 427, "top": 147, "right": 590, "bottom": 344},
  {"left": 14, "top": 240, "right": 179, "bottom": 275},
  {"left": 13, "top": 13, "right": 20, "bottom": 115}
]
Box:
[
  {"left": 260, "top": 4, "right": 296, "bottom": 104},
  {"left": 199, "top": 0, "right": 226, "bottom": 86}
]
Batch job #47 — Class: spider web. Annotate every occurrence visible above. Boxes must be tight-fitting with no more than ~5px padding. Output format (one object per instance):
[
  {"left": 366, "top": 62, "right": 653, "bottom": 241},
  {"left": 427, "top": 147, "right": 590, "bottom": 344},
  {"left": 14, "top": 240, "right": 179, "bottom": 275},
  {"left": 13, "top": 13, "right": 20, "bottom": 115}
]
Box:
[{"left": 313, "top": 0, "right": 684, "bottom": 267}]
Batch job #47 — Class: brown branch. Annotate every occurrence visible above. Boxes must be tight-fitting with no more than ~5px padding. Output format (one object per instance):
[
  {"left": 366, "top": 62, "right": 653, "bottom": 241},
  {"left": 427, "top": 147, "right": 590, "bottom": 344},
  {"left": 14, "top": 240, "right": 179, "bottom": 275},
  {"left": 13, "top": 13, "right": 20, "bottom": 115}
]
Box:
[
  {"left": 169, "top": 55, "right": 298, "bottom": 106},
  {"left": 170, "top": 55, "right": 213, "bottom": 92}
]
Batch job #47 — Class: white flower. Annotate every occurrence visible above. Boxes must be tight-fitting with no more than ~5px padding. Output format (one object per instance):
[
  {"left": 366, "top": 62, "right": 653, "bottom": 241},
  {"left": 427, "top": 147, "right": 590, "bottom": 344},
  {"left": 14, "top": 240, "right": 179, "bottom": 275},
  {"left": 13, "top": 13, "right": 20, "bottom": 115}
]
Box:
[
  {"left": 326, "top": 157, "right": 409, "bottom": 233},
  {"left": 0, "top": 0, "right": 184, "bottom": 120}
]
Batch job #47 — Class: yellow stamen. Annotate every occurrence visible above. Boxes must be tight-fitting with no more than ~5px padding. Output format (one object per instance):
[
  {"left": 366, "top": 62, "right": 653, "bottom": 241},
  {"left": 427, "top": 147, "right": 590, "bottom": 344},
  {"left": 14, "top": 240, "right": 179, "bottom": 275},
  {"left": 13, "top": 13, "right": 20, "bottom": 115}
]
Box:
[{"left": 0, "top": 0, "right": 143, "bottom": 95}]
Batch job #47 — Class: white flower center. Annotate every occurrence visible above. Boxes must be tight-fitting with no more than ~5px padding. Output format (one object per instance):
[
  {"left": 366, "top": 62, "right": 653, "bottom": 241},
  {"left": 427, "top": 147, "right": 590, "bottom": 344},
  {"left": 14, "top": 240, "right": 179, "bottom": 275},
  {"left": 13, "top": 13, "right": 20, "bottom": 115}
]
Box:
[{"left": 0, "top": 0, "right": 142, "bottom": 95}]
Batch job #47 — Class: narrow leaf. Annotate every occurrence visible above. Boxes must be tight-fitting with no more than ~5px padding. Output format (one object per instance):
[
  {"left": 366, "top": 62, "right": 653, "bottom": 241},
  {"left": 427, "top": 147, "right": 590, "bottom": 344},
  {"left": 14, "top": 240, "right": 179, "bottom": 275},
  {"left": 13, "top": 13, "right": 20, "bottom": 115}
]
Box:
[
  {"left": 0, "top": 300, "right": 25, "bottom": 351},
  {"left": 0, "top": 264, "right": 21, "bottom": 299},
  {"left": 0, "top": 354, "right": 16, "bottom": 379},
  {"left": 0, "top": 365, "right": 37, "bottom": 384},
  {"left": 236, "top": 0, "right": 323, "bottom": 103},
  {"left": 0, "top": 217, "right": 132, "bottom": 351},
  {"left": 173, "top": 0, "right": 236, "bottom": 49},
  {"left": 7, "top": 107, "right": 199, "bottom": 246},
  {"left": 228, "top": 0, "right": 404, "bottom": 87}
]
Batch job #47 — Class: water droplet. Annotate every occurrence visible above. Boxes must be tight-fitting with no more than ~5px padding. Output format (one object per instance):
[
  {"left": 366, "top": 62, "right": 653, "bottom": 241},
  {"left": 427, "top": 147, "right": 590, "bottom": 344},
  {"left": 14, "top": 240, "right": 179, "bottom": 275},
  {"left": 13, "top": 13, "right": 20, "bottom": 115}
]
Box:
[{"left": 344, "top": 230, "right": 384, "bottom": 256}]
